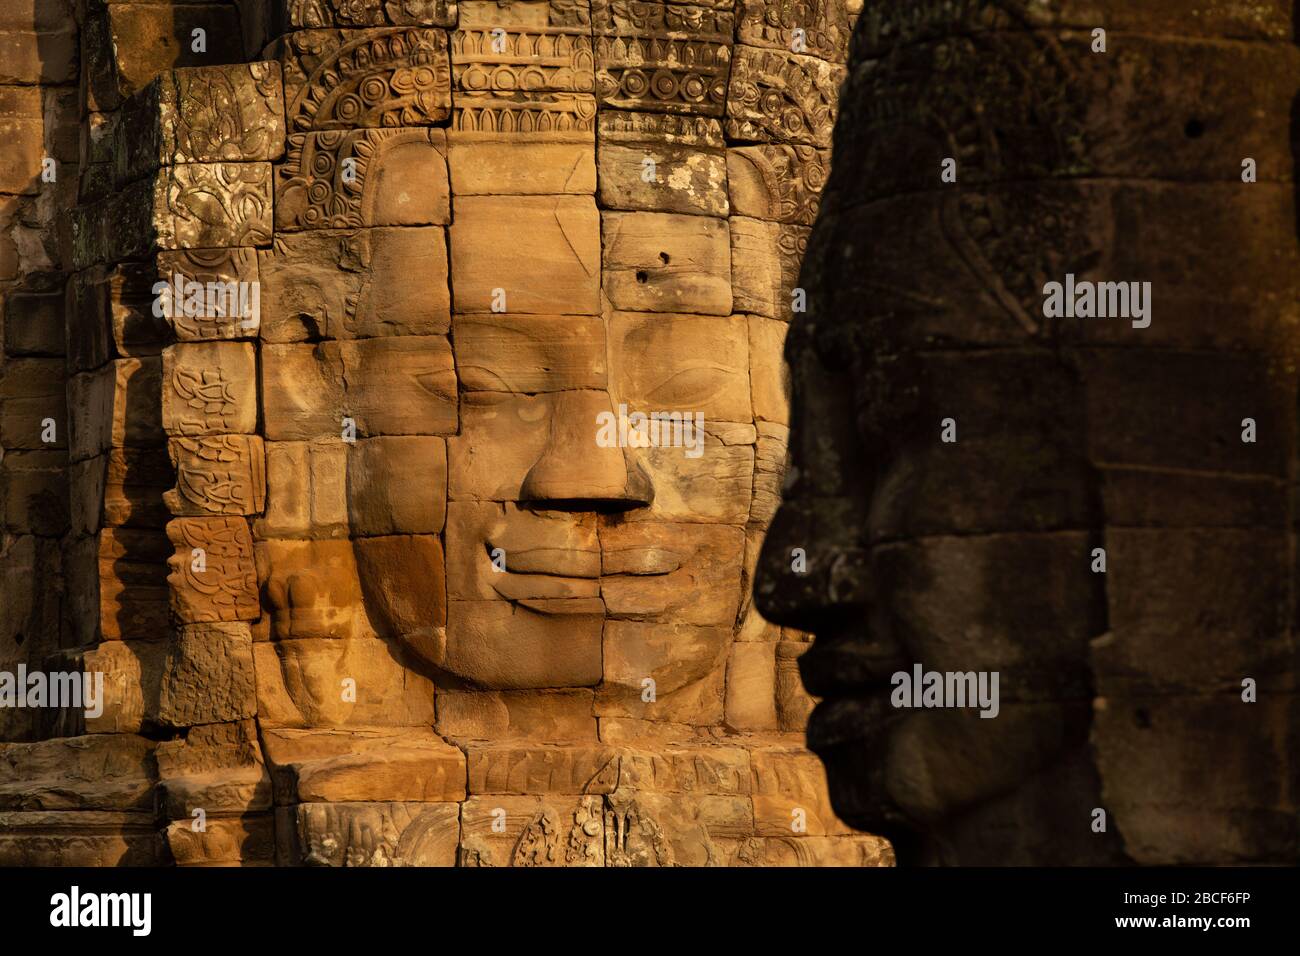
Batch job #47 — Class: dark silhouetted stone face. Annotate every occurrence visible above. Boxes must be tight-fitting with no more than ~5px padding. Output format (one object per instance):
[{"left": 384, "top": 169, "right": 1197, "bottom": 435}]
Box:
[{"left": 755, "top": 0, "right": 1300, "bottom": 865}]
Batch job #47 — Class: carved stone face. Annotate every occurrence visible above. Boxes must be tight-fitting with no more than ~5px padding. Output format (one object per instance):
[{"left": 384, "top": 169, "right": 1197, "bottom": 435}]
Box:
[
  {"left": 2, "top": 0, "right": 906, "bottom": 870},
  {"left": 756, "top": 2, "right": 1300, "bottom": 865},
  {"left": 239, "top": 0, "right": 850, "bottom": 748}
]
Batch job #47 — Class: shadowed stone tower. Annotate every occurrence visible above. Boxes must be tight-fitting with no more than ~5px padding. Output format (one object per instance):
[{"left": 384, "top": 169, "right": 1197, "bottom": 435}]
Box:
[
  {"left": 0, "top": 0, "right": 894, "bottom": 867},
  {"left": 757, "top": 0, "right": 1300, "bottom": 864}
]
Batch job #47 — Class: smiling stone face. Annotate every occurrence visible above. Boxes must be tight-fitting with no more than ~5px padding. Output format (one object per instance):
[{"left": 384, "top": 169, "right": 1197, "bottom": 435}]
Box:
[
  {"left": 0, "top": 0, "right": 894, "bottom": 868},
  {"left": 232, "top": 0, "right": 886, "bottom": 866},
  {"left": 242, "top": 0, "right": 852, "bottom": 752}
]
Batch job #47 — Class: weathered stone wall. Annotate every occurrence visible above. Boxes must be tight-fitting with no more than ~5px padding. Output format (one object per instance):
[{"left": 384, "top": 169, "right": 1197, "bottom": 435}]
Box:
[
  {"left": 1, "top": 0, "right": 78, "bottom": 673},
  {"left": 0, "top": 0, "right": 892, "bottom": 867}
]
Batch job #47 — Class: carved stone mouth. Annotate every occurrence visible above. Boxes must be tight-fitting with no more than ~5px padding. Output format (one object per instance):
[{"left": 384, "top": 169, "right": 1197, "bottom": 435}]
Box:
[
  {"left": 512, "top": 597, "right": 607, "bottom": 617},
  {"left": 489, "top": 574, "right": 601, "bottom": 603},
  {"left": 483, "top": 540, "right": 679, "bottom": 587},
  {"left": 599, "top": 545, "right": 682, "bottom": 576},
  {"left": 485, "top": 544, "right": 599, "bottom": 576},
  {"left": 805, "top": 695, "right": 893, "bottom": 753}
]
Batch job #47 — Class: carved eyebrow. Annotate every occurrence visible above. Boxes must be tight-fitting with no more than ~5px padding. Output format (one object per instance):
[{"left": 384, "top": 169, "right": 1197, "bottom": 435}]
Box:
[
  {"left": 454, "top": 317, "right": 606, "bottom": 391},
  {"left": 636, "top": 364, "right": 733, "bottom": 402}
]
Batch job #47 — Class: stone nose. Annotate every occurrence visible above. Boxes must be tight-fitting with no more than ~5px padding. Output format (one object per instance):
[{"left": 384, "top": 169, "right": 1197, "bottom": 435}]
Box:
[
  {"left": 754, "top": 496, "right": 874, "bottom": 629},
  {"left": 520, "top": 389, "right": 653, "bottom": 509}
]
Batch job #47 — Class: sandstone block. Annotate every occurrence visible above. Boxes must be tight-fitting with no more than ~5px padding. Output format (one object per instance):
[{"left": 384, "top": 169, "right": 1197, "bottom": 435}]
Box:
[
  {"left": 604, "top": 789, "right": 751, "bottom": 865},
  {"left": 0, "top": 27, "right": 76, "bottom": 86},
  {"left": 162, "top": 342, "right": 259, "bottom": 437},
  {"left": 155, "top": 720, "right": 272, "bottom": 816},
  {"left": 872, "top": 534, "right": 1099, "bottom": 702},
  {"left": 353, "top": 534, "right": 448, "bottom": 647},
  {"left": 66, "top": 357, "right": 163, "bottom": 462},
  {"left": 288, "top": 801, "right": 459, "bottom": 866},
  {"left": 443, "top": 598, "right": 604, "bottom": 689},
  {"left": 277, "top": 128, "right": 451, "bottom": 231},
  {"left": 736, "top": 0, "right": 850, "bottom": 62},
  {"left": 729, "top": 216, "right": 808, "bottom": 320},
  {"left": 117, "top": 63, "right": 286, "bottom": 184},
  {"left": 1096, "top": 529, "right": 1294, "bottom": 696},
  {"left": 0, "top": 536, "right": 62, "bottom": 663},
  {"left": 593, "top": 0, "right": 732, "bottom": 117},
  {"left": 436, "top": 688, "right": 598, "bottom": 742},
  {"left": 0, "top": 735, "right": 155, "bottom": 812},
  {"left": 4, "top": 286, "right": 65, "bottom": 357},
  {"left": 616, "top": 744, "right": 753, "bottom": 795},
  {"left": 37, "top": 640, "right": 162, "bottom": 736},
  {"left": 253, "top": 637, "right": 437, "bottom": 728},
  {"left": 725, "top": 45, "right": 844, "bottom": 147},
  {"left": 257, "top": 538, "right": 367, "bottom": 640},
  {"left": 775, "top": 640, "right": 815, "bottom": 732},
  {"left": 727, "top": 145, "right": 830, "bottom": 225},
  {"left": 65, "top": 266, "right": 112, "bottom": 372},
  {"left": 347, "top": 436, "right": 448, "bottom": 535},
  {"left": 607, "top": 311, "right": 750, "bottom": 419},
  {"left": 602, "top": 211, "right": 731, "bottom": 315},
  {"left": 446, "top": 501, "right": 598, "bottom": 601},
  {"left": 452, "top": 89, "right": 597, "bottom": 133},
  {"left": 1093, "top": 694, "right": 1295, "bottom": 864},
  {"left": 835, "top": 34, "right": 1299, "bottom": 204},
  {"left": 258, "top": 227, "right": 450, "bottom": 341},
  {"left": 450, "top": 194, "right": 600, "bottom": 314},
  {"left": 597, "top": 111, "right": 727, "bottom": 216},
  {"left": 748, "top": 315, "right": 791, "bottom": 423},
  {"left": 459, "top": 794, "right": 603, "bottom": 866},
  {"left": 0, "top": 120, "right": 43, "bottom": 195},
  {"left": 0, "top": 449, "right": 68, "bottom": 536},
  {"left": 155, "top": 247, "right": 261, "bottom": 342},
  {"left": 274, "top": 0, "right": 458, "bottom": 28},
  {"left": 262, "top": 337, "right": 457, "bottom": 440},
  {"left": 452, "top": 313, "right": 606, "bottom": 391},
  {"left": 166, "top": 517, "right": 260, "bottom": 624},
  {"left": 1, "top": 357, "right": 67, "bottom": 451},
  {"left": 166, "top": 815, "right": 276, "bottom": 865},
  {"left": 447, "top": 131, "right": 595, "bottom": 194},
  {"left": 103, "top": 2, "right": 243, "bottom": 100},
  {"left": 724, "top": 641, "right": 778, "bottom": 732},
  {"left": 67, "top": 445, "right": 170, "bottom": 543},
  {"left": 157, "top": 622, "right": 258, "bottom": 727},
  {"left": 465, "top": 741, "right": 620, "bottom": 795},
  {"left": 256, "top": 436, "right": 446, "bottom": 537},
  {"left": 261, "top": 727, "right": 465, "bottom": 804},
  {"left": 626, "top": 426, "right": 754, "bottom": 524},
  {"left": 448, "top": 389, "right": 641, "bottom": 501},
  {"left": 274, "top": 27, "right": 452, "bottom": 131},
  {"left": 166, "top": 436, "right": 267, "bottom": 516},
  {"left": 0, "top": 811, "right": 161, "bottom": 865},
  {"left": 599, "top": 619, "right": 731, "bottom": 720},
  {"left": 750, "top": 745, "right": 850, "bottom": 836},
  {"left": 736, "top": 834, "right": 894, "bottom": 866},
  {"left": 257, "top": 442, "right": 347, "bottom": 538},
  {"left": 141, "top": 163, "right": 274, "bottom": 253},
  {"left": 599, "top": 520, "right": 744, "bottom": 626},
  {"left": 451, "top": 21, "right": 594, "bottom": 93},
  {"left": 65, "top": 529, "right": 171, "bottom": 645}
]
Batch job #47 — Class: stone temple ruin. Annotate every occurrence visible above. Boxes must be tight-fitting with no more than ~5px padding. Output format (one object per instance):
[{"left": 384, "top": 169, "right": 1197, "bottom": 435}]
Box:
[{"left": 0, "top": 0, "right": 894, "bottom": 865}]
